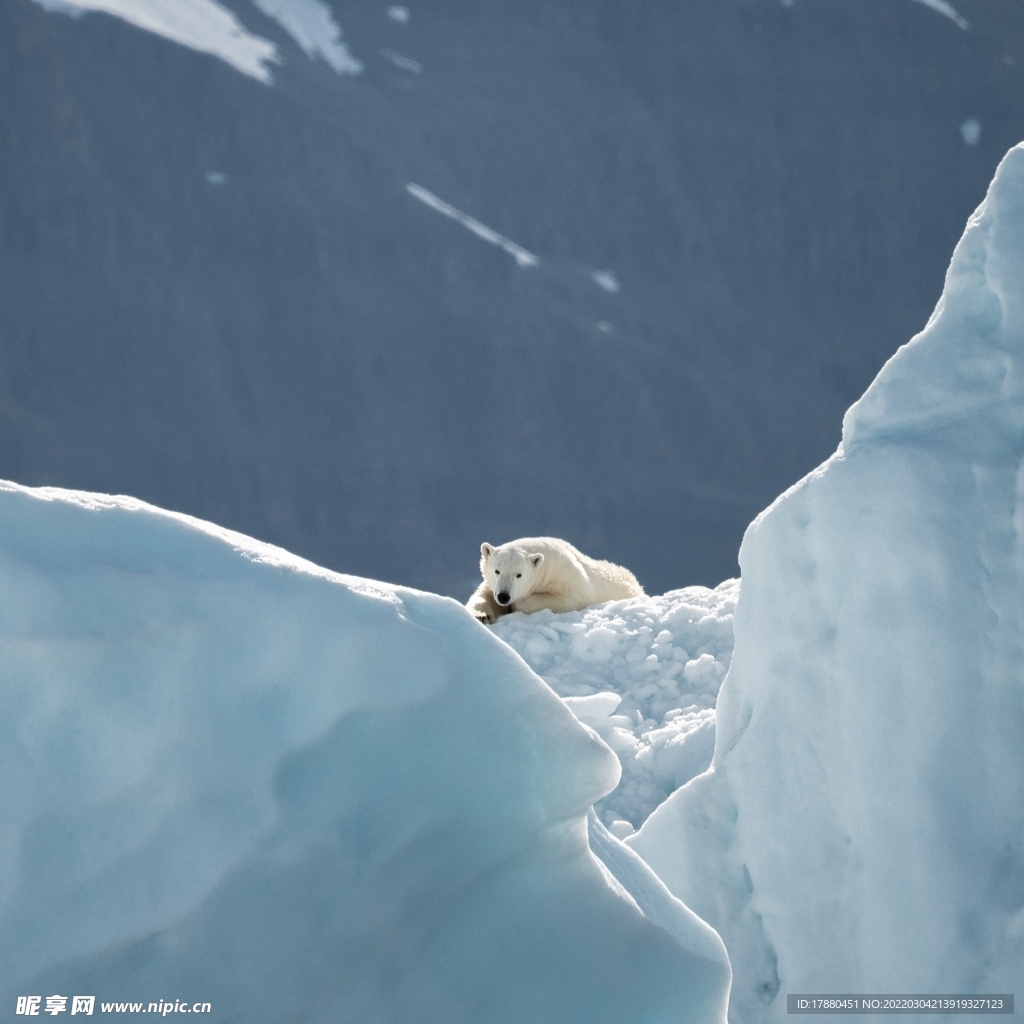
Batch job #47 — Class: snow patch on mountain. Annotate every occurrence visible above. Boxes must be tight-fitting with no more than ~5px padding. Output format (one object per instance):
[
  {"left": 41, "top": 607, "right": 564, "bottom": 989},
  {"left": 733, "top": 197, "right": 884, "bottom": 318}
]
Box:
[
  {"left": 29, "top": 0, "right": 279, "bottom": 82},
  {"left": 961, "top": 118, "right": 982, "bottom": 146},
  {"left": 28, "top": 0, "right": 363, "bottom": 81},
  {"left": 251, "top": 0, "right": 362, "bottom": 74},
  {"left": 592, "top": 270, "right": 621, "bottom": 293},
  {"left": 382, "top": 48, "right": 421, "bottom": 72},
  {"left": 406, "top": 183, "right": 540, "bottom": 268},
  {"left": 910, "top": 0, "right": 969, "bottom": 30}
]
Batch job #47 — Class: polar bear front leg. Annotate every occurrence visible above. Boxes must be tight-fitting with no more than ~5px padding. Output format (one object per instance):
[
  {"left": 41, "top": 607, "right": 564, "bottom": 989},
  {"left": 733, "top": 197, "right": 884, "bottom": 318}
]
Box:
[
  {"left": 466, "top": 583, "right": 505, "bottom": 624},
  {"left": 511, "top": 591, "right": 577, "bottom": 615}
]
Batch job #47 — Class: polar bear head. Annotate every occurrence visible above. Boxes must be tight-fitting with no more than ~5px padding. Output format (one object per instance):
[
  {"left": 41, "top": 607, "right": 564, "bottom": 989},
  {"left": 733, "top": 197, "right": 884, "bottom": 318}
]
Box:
[{"left": 480, "top": 542, "right": 545, "bottom": 608}]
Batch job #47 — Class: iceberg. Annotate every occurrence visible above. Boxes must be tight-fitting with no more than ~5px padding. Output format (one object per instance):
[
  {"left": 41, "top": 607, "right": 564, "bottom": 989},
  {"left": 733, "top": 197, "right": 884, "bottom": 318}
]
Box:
[
  {"left": 0, "top": 483, "right": 729, "bottom": 1023},
  {"left": 631, "top": 144, "right": 1024, "bottom": 1021}
]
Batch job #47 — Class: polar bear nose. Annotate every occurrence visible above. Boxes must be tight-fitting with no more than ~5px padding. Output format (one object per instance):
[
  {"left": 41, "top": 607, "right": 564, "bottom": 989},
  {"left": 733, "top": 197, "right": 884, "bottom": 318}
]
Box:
[{"left": 496, "top": 591, "right": 511, "bottom": 605}]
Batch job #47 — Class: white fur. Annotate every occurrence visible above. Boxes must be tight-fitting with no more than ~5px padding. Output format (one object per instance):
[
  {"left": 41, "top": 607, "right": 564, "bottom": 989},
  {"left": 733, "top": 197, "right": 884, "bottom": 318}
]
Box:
[{"left": 466, "top": 537, "right": 644, "bottom": 624}]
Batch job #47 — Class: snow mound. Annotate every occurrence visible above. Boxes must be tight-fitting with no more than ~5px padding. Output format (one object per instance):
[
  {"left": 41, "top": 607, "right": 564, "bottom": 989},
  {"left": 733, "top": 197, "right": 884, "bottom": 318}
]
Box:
[
  {"left": 631, "top": 144, "right": 1024, "bottom": 1023},
  {"left": 492, "top": 580, "right": 738, "bottom": 832},
  {"left": 0, "top": 481, "right": 730, "bottom": 1024}
]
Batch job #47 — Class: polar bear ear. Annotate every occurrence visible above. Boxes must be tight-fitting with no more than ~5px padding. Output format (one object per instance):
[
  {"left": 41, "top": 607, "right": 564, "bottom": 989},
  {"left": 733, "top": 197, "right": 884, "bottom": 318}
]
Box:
[
  {"left": 530, "top": 553, "right": 544, "bottom": 568},
  {"left": 481, "top": 543, "right": 494, "bottom": 558}
]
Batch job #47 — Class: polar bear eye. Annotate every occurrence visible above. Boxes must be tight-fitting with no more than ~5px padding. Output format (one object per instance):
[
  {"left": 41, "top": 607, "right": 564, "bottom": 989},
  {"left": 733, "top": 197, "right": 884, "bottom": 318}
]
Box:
[
  {"left": 494, "top": 570, "right": 500, "bottom": 575},
  {"left": 516, "top": 573, "right": 522, "bottom": 578}
]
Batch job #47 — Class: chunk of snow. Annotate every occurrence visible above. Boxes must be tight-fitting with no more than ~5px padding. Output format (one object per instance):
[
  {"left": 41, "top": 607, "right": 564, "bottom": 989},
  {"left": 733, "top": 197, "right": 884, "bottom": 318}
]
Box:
[
  {"left": 386, "top": 5, "right": 409, "bottom": 23},
  {"left": 592, "top": 269, "right": 621, "bottom": 293},
  {"left": 631, "top": 144, "right": 1024, "bottom": 1024},
  {"left": 494, "top": 580, "right": 738, "bottom": 829},
  {"left": 563, "top": 691, "right": 624, "bottom": 720},
  {"left": 251, "top": 0, "right": 362, "bottom": 75},
  {"left": 0, "top": 481, "right": 730, "bottom": 1022},
  {"left": 30, "top": 0, "right": 279, "bottom": 83},
  {"left": 682, "top": 652, "right": 725, "bottom": 689}
]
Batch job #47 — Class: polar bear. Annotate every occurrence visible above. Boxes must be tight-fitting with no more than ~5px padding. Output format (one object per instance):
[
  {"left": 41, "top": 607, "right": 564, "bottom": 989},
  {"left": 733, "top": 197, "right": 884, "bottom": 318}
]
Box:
[{"left": 466, "top": 536, "right": 644, "bottom": 624}]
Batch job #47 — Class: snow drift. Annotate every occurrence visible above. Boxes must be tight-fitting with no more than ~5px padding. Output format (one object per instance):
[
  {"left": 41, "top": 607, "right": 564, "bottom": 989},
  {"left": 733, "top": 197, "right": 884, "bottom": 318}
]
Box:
[
  {"left": 631, "top": 144, "right": 1024, "bottom": 1021},
  {"left": 0, "top": 483, "right": 729, "bottom": 1023}
]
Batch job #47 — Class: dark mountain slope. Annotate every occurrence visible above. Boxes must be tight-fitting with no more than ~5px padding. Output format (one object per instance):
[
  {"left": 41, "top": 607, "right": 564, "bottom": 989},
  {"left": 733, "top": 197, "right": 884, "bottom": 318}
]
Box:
[{"left": 1, "top": 0, "right": 1022, "bottom": 597}]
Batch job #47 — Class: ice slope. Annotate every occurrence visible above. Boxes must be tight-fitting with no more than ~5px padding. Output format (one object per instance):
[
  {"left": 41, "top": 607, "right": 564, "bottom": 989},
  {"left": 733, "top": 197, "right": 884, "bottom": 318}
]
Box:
[
  {"left": 631, "top": 143, "right": 1024, "bottom": 1023},
  {"left": 0, "top": 481, "right": 730, "bottom": 1024},
  {"left": 492, "top": 581, "right": 738, "bottom": 834}
]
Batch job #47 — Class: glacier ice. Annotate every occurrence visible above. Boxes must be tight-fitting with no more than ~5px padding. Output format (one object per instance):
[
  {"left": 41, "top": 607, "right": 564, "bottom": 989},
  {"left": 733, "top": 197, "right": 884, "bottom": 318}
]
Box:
[
  {"left": 0, "top": 483, "right": 730, "bottom": 1023},
  {"left": 631, "top": 144, "right": 1024, "bottom": 1022}
]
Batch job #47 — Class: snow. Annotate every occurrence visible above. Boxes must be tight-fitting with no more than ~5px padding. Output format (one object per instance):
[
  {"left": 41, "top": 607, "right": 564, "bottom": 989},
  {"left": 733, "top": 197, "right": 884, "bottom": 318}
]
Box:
[
  {"left": 382, "top": 48, "right": 421, "bottom": 73},
  {"left": 29, "top": 0, "right": 363, "bottom": 81},
  {"left": 909, "top": 0, "right": 970, "bottom": 31},
  {"left": 30, "top": 0, "right": 85, "bottom": 17},
  {"left": 250, "top": 0, "right": 362, "bottom": 75},
  {"left": 30, "top": 0, "right": 279, "bottom": 84},
  {"left": 630, "top": 144, "right": 1024, "bottom": 1023},
  {"left": 961, "top": 118, "right": 982, "bottom": 146},
  {"left": 386, "top": 5, "right": 410, "bottom": 24},
  {"left": 406, "top": 183, "right": 541, "bottom": 268},
  {"left": 492, "top": 580, "right": 738, "bottom": 833},
  {"left": 0, "top": 481, "right": 730, "bottom": 1023},
  {"left": 592, "top": 270, "right": 621, "bottom": 293},
  {"left": 405, "top": 184, "right": 544, "bottom": 270}
]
